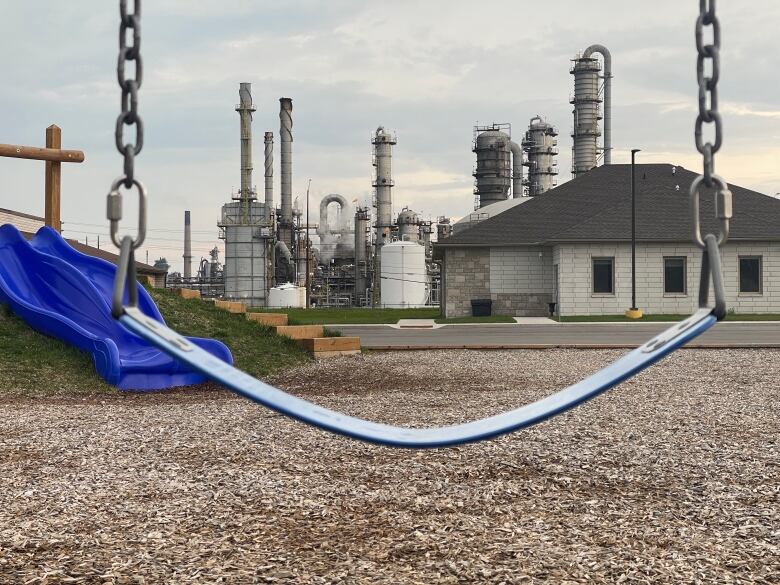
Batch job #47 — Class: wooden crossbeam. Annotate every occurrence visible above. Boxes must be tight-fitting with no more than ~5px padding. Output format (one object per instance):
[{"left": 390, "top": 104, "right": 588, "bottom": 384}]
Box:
[
  {"left": 0, "top": 125, "right": 85, "bottom": 233},
  {"left": 0, "top": 142, "right": 85, "bottom": 163}
]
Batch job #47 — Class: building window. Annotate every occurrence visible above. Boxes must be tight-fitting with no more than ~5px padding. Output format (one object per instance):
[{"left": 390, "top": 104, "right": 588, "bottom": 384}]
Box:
[
  {"left": 592, "top": 257, "right": 614, "bottom": 294},
  {"left": 664, "top": 257, "right": 687, "bottom": 294},
  {"left": 739, "top": 256, "right": 762, "bottom": 293}
]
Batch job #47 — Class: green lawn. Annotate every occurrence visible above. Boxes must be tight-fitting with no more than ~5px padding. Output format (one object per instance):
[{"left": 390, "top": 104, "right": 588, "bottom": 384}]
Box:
[
  {"left": 558, "top": 313, "right": 780, "bottom": 322},
  {"left": 1, "top": 288, "right": 309, "bottom": 395}
]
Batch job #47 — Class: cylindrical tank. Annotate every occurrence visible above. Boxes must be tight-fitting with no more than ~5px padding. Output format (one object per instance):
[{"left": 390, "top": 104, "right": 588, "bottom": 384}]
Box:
[
  {"left": 522, "top": 116, "right": 559, "bottom": 195},
  {"left": 267, "top": 283, "right": 306, "bottom": 308},
  {"left": 570, "top": 55, "right": 602, "bottom": 177},
  {"left": 220, "top": 200, "right": 268, "bottom": 305},
  {"left": 372, "top": 126, "right": 396, "bottom": 249},
  {"left": 380, "top": 241, "right": 427, "bottom": 308},
  {"left": 396, "top": 207, "right": 420, "bottom": 242},
  {"left": 473, "top": 129, "right": 511, "bottom": 208}
]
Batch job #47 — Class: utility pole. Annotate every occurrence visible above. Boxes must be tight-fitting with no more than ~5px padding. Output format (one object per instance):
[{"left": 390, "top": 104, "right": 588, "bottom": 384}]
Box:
[
  {"left": 305, "top": 178, "right": 311, "bottom": 308},
  {"left": 625, "top": 149, "right": 642, "bottom": 319}
]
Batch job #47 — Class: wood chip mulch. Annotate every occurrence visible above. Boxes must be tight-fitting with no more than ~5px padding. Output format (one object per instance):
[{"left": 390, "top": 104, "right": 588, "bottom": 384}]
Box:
[{"left": 1, "top": 348, "right": 778, "bottom": 583}]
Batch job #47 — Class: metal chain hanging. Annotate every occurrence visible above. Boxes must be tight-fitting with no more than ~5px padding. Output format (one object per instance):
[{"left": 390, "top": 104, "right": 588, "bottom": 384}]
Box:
[
  {"left": 107, "top": 0, "right": 147, "bottom": 250},
  {"left": 690, "top": 0, "right": 731, "bottom": 248}
]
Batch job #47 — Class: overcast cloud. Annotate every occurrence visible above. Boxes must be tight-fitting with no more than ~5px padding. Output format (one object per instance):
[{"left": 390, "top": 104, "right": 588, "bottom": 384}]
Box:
[{"left": 1, "top": 1, "right": 778, "bottom": 271}]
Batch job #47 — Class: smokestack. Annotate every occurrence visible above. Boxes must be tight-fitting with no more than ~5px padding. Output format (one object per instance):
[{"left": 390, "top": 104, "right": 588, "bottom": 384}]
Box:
[
  {"left": 279, "top": 98, "right": 293, "bottom": 229},
  {"left": 264, "top": 131, "right": 274, "bottom": 220},
  {"left": 183, "top": 210, "right": 192, "bottom": 280},
  {"left": 236, "top": 83, "right": 257, "bottom": 201}
]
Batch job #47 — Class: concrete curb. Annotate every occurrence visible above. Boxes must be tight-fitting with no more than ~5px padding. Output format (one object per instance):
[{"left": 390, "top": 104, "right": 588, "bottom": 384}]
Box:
[{"left": 363, "top": 344, "right": 780, "bottom": 351}]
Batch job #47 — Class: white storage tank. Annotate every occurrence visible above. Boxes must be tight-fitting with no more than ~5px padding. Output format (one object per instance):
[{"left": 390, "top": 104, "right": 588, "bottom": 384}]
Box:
[
  {"left": 267, "top": 283, "right": 306, "bottom": 308},
  {"left": 380, "top": 241, "right": 427, "bottom": 308}
]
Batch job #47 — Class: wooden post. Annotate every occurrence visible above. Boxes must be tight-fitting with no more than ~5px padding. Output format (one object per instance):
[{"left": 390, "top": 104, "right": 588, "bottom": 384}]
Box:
[{"left": 44, "top": 125, "right": 62, "bottom": 232}]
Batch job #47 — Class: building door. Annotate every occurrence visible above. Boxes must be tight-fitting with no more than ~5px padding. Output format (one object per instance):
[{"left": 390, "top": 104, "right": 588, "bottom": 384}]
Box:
[{"left": 552, "top": 264, "right": 559, "bottom": 316}]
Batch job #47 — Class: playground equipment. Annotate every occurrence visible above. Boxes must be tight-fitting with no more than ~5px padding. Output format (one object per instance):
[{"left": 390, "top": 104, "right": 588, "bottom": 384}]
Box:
[
  {"left": 102, "top": 0, "right": 733, "bottom": 447},
  {"left": 0, "top": 1, "right": 733, "bottom": 445},
  {"left": 0, "top": 225, "right": 233, "bottom": 390}
]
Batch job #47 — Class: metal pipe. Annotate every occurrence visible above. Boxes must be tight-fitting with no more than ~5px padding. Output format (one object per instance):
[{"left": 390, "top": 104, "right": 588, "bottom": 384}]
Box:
[
  {"left": 274, "top": 240, "right": 296, "bottom": 282},
  {"left": 183, "top": 210, "right": 192, "bottom": 280},
  {"left": 509, "top": 140, "right": 523, "bottom": 198},
  {"left": 318, "top": 193, "right": 350, "bottom": 233},
  {"left": 279, "top": 98, "right": 293, "bottom": 227},
  {"left": 263, "top": 131, "right": 273, "bottom": 220},
  {"left": 583, "top": 44, "right": 612, "bottom": 165}
]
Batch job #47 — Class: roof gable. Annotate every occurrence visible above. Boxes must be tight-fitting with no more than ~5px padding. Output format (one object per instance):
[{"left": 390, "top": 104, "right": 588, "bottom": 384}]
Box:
[{"left": 437, "top": 164, "right": 780, "bottom": 246}]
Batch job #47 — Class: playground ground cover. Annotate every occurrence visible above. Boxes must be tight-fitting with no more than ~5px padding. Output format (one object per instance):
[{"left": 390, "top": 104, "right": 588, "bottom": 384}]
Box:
[{"left": 1, "top": 348, "right": 777, "bottom": 583}]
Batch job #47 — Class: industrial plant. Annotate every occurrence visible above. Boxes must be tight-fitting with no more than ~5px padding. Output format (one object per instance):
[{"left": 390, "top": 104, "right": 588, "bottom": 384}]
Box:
[{"left": 165, "top": 44, "right": 614, "bottom": 309}]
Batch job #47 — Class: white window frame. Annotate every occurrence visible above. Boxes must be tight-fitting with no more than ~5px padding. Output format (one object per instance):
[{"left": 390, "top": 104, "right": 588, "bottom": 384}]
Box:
[
  {"left": 663, "top": 256, "right": 687, "bottom": 296},
  {"left": 591, "top": 257, "right": 615, "bottom": 296},
  {"left": 738, "top": 255, "right": 763, "bottom": 295}
]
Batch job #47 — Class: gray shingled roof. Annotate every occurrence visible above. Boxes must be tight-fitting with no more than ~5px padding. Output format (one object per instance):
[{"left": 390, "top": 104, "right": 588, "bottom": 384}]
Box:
[{"left": 436, "top": 164, "right": 780, "bottom": 247}]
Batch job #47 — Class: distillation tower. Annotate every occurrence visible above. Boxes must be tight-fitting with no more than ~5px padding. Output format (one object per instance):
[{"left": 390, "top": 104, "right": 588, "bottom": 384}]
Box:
[
  {"left": 522, "top": 116, "right": 559, "bottom": 196},
  {"left": 570, "top": 44, "right": 612, "bottom": 178},
  {"left": 372, "top": 127, "right": 396, "bottom": 249},
  {"left": 472, "top": 124, "right": 523, "bottom": 209},
  {"left": 354, "top": 206, "right": 370, "bottom": 305},
  {"left": 218, "top": 82, "right": 272, "bottom": 306}
]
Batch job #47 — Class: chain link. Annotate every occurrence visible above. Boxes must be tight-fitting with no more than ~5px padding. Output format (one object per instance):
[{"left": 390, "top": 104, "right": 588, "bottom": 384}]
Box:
[
  {"left": 694, "top": 0, "right": 721, "bottom": 182},
  {"left": 690, "top": 0, "right": 731, "bottom": 249},
  {"left": 108, "top": 0, "right": 146, "bottom": 250}
]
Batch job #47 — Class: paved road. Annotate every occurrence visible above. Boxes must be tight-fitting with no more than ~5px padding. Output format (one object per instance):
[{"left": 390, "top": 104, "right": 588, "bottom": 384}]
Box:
[{"left": 331, "top": 322, "right": 780, "bottom": 349}]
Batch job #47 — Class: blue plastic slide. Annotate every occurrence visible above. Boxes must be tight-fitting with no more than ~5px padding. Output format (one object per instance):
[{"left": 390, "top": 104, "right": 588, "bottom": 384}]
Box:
[{"left": 0, "top": 224, "right": 232, "bottom": 390}]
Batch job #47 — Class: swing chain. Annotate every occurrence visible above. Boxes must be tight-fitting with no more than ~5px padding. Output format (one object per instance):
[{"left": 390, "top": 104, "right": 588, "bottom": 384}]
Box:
[
  {"left": 691, "top": 0, "right": 731, "bottom": 249},
  {"left": 108, "top": 0, "right": 147, "bottom": 250}
]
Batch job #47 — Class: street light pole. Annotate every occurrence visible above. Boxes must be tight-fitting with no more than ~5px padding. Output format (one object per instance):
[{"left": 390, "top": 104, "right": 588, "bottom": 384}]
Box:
[
  {"left": 305, "top": 178, "right": 311, "bottom": 309},
  {"left": 626, "top": 149, "right": 642, "bottom": 318}
]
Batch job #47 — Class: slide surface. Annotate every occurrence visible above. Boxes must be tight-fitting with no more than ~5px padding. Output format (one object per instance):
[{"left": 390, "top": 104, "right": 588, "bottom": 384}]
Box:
[{"left": 0, "top": 224, "right": 232, "bottom": 390}]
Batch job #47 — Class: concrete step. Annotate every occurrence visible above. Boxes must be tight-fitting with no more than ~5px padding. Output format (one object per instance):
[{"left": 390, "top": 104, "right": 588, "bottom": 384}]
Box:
[
  {"left": 247, "top": 312, "right": 288, "bottom": 326},
  {"left": 274, "top": 325, "right": 324, "bottom": 339},
  {"left": 296, "top": 337, "right": 361, "bottom": 359},
  {"left": 174, "top": 288, "right": 201, "bottom": 300},
  {"left": 214, "top": 300, "right": 247, "bottom": 314}
]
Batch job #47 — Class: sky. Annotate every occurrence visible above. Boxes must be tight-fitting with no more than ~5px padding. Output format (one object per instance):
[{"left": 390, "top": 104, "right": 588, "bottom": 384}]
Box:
[{"left": 1, "top": 0, "right": 779, "bottom": 272}]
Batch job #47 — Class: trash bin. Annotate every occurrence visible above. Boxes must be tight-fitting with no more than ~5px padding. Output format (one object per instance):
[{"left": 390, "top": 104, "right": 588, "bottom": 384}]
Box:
[{"left": 471, "top": 298, "right": 492, "bottom": 317}]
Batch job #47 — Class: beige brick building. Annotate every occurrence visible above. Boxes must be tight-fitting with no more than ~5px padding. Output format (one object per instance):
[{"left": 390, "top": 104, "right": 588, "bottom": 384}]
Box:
[{"left": 435, "top": 164, "right": 780, "bottom": 318}]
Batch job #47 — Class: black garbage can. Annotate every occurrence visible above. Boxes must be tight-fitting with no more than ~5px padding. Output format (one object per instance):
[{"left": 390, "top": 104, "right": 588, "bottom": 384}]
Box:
[{"left": 471, "top": 298, "right": 492, "bottom": 317}]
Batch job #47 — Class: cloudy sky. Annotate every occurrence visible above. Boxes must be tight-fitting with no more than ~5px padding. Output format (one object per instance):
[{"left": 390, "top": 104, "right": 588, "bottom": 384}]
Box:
[{"left": 2, "top": 1, "right": 778, "bottom": 272}]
